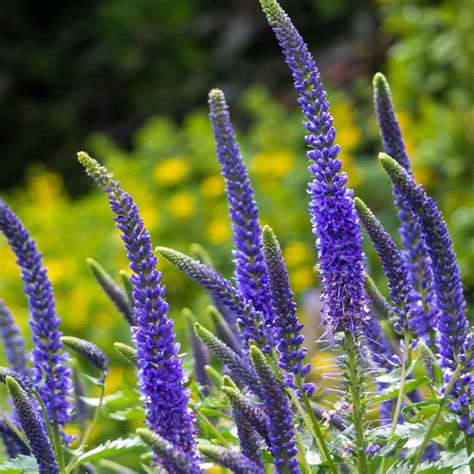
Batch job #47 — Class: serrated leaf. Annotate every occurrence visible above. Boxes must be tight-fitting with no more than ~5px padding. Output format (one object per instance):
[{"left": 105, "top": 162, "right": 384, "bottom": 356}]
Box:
[
  {"left": 0, "top": 456, "right": 38, "bottom": 473},
  {"left": 71, "top": 436, "right": 145, "bottom": 468}
]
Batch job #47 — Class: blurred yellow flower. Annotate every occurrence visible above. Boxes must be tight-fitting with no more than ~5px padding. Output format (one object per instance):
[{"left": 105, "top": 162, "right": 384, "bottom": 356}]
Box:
[
  {"left": 331, "top": 102, "right": 361, "bottom": 151},
  {"left": 44, "top": 258, "right": 78, "bottom": 283},
  {"left": 28, "top": 171, "right": 64, "bottom": 206},
  {"left": 169, "top": 192, "right": 197, "bottom": 219},
  {"left": 283, "top": 241, "right": 312, "bottom": 267},
  {"left": 205, "top": 467, "right": 225, "bottom": 474},
  {"left": 252, "top": 149, "right": 296, "bottom": 178},
  {"left": 153, "top": 157, "right": 190, "bottom": 186},
  {"left": 290, "top": 266, "right": 314, "bottom": 293},
  {"left": 140, "top": 206, "right": 160, "bottom": 229},
  {"left": 105, "top": 365, "right": 123, "bottom": 394},
  {"left": 205, "top": 219, "right": 231, "bottom": 244},
  {"left": 201, "top": 175, "right": 225, "bottom": 198}
]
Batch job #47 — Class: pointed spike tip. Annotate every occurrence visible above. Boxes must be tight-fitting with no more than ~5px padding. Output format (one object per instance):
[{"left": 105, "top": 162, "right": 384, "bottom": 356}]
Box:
[{"left": 372, "top": 72, "right": 389, "bottom": 92}]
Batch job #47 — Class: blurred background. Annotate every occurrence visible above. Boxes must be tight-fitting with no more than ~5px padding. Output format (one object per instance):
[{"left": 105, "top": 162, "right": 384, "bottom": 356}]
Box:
[{"left": 0, "top": 0, "right": 473, "bottom": 463}]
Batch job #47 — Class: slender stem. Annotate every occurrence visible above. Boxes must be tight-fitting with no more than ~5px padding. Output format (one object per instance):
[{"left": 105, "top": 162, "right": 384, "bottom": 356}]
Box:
[
  {"left": 379, "top": 333, "right": 410, "bottom": 474},
  {"left": 66, "top": 376, "right": 106, "bottom": 472},
  {"left": 52, "top": 419, "right": 66, "bottom": 473},
  {"left": 196, "top": 411, "right": 230, "bottom": 448},
  {"left": 465, "top": 435, "right": 474, "bottom": 474},
  {"left": 292, "top": 423, "right": 313, "bottom": 473},
  {"left": 0, "top": 410, "right": 28, "bottom": 445},
  {"left": 299, "top": 384, "right": 338, "bottom": 474},
  {"left": 344, "top": 333, "right": 369, "bottom": 474},
  {"left": 409, "top": 364, "right": 463, "bottom": 474}
]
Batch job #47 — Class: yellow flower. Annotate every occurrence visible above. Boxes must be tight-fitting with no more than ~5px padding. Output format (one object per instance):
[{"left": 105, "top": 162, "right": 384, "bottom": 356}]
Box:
[
  {"left": 28, "top": 171, "right": 64, "bottom": 206},
  {"left": 105, "top": 365, "right": 123, "bottom": 394},
  {"left": 290, "top": 266, "right": 314, "bottom": 293},
  {"left": 169, "top": 192, "right": 197, "bottom": 219},
  {"left": 252, "top": 149, "right": 296, "bottom": 178},
  {"left": 283, "top": 241, "right": 312, "bottom": 267},
  {"left": 153, "top": 157, "right": 190, "bottom": 186},
  {"left": 140, "top": 206, "right": 160, "bottom": 229},
  {"left": 205, "top": 219, "right": 231, "bottom": 244},
  {"left": 201, "top": 175, "right": 225, "bottom": 198},
  {"left": 331, "top": 101, "right": 361, "bottom": 151}
]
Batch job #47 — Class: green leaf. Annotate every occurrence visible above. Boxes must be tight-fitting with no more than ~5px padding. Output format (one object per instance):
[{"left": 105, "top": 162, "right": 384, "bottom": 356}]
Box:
[
  {"left": 0, "top": 456, "right": 38, "bottom": 473},
  {"left": 71, "top": 436, "right": 145, "bottom": 468},
  {"left": 372, "top": 377, "right": 425, "bottom": 402}
]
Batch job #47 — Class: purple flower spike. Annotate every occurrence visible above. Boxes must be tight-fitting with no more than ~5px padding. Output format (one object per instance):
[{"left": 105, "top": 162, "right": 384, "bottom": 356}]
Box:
[
  {"left": 355, "top": 198, "right": 419, "bottom": 336},
  {"left": 262, "top": 226, "right": 313, "bottom": 394},
  {"left": 379, "top": 154, "right": 468, "bottom": 366},
  {"left": 208, "top": 89, "right": 275, "bottom": 342},
  {"left": 6, "top": 376, "right": 59, "bottom": 474},
  {"left": 0, "top": 299, "right": 28, "bottom": 375},
  {"left": 259, "top": 0, "right": 368, "bottom": 335},
  {"left": 78, "top": 152, "right": 198, "bottom": 462},
  {"left": 61, "top": 336, "right": 109, "bottom": 374},
  {"left": 137, "top": 429, "right": 202, "bottom": 474},
  {"left": 373, "top": 73, "right": 437, "bottom": 339},
  {"left": 250, "top": 346, "right": 300, "bottom": 473},
  {"left": 0, "top": 199, "right": 72, "bottom": 426}
]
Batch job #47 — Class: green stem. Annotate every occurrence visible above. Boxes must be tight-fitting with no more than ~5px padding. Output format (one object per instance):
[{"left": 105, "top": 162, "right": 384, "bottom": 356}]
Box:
[
  {"left": 196, "top": 411, "right": 229, "bottom": 448},
  {"left": 298, "top": 381, "right": 338, "bottom": 474},
  {"left": 465, "top": 435, "right": 474, "bottom": 474},
  {"left": 379, "top": 333, "right": 410, "bottom": 474},
  {"left": 345, "top": 333, "right": 369, "bottom": 474},
  {"left": 52, "top": 420, "right": 66, "bottom": 473},
  {"left": 409, "top": 364, "right": 463, "bottom": 474},
  {"left": 0, "top": 410, "right": 28, "bottom": 445},
  {"left": 67, "top": 375, "right": 106, "bottom": 472}
]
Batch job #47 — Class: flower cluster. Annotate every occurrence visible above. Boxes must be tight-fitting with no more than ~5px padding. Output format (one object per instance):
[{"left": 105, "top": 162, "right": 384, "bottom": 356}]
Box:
[
  {"left": 259, "top": 0, "right": 369, "bottom": 335},
  {"left": 0, "top": 199, "right": 72, "bottom": 426},
  {"left": 78, "top": 152, "right": 199, "bottom": 464},
  {"left": 209, "top": 89, "right": 274, "bottom": 344}
]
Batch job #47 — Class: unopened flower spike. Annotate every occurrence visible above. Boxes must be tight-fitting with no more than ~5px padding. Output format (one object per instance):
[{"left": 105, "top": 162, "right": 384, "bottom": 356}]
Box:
[
  {"left": 379, "top": 154, "right": 468, "bottom": 364},
  {"left": 0, "top": 199, "right": 72, "bottom": 426},
  {"left": 6, "top": 376, "right": 59, "bottom": 474},
  {"left": 204, "top": 365, "right": 223, "bottom": 388},
  {"left": 379, "top": 154, "right": 470, "bottom": 434},
  {"left": 194, "top": 323, "right": 261, "bottom": 396},
  {"left": 78, "top": 151, "right": 198, "bottom": 462},
  {"left": 418, "top": 342, "right": 437, "bottom": 386},
  {"left": 0, "top": 299, "right": 28, "bottom": 375},
  {"left": 87, "top": 258, "right": 135, "bottom": 326},
  {"left": 208, "top": 306, "right": 241, "bottom": 354},
  {"left": 183, "top": 309, "right": 211, "bottom": 389},
  {"left": 355, "top": 197, "right": 419, "bottom": 336},
  {"left": 259, "top": 0, "right": 368, "bottom": 336},
  {"left": 262, "top": 226, "right": 313, "bottom": 395},
  {"left": 199, "top": 445, "right": 264, "bottom": 474},
  {"left": 209, "top": 88, "right": 275, "bottom": 343},
  {"left": 249, "top": 346, "right": 300, "bottom": 473},
  {"left": 373, "top": 73, "right": 437, "bottom": 339},
  {"left": 137, "top": 429, "right": 202, "bottom": 474},
  {"left": 157, "top": 246, "right": 267, "bottom": 350},
  {"left": 113, "top": 342, "right": 138, "bottom": 365},
  {"left": 61, "top": 336, "right": 109, "bottom": 375},
  {"left": 363, "top": 273, "right": 397, "bottom": 322},
  {"left": 221, "top": 384, "right": 271, "bottom": 446}
]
